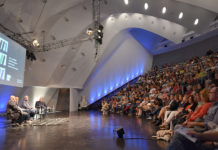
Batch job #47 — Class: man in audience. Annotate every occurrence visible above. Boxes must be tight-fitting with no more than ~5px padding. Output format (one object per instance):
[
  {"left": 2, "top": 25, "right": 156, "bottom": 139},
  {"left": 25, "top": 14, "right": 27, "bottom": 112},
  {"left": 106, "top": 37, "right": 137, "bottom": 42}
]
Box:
[{"left": 21, "top": 96, "right": 36, "bottom": 118}]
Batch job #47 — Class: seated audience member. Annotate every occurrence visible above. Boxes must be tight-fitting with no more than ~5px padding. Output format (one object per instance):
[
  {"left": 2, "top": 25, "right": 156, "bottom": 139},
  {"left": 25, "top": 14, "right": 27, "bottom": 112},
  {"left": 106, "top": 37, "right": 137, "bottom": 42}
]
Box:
[
  {"left": 101, "top": 100, "right": 109, "bottom": 115},
  {"left": 156, "top": 94, "right": 179, "bottom": 125},
  {"left": 182, "top": 89, "right": 212, "bottom": 126},
  {"left": 35, "top": 97, "right": 47, "bottom": 113},
  {"left": 136, "top": 97, "right": 149, "bottom": 117},
  {"left": 160, "top": 94, "right": 189, "bottom": 129},
  {"left": 172, "top": 95, "right": 198, "bottom": 127},
  {"left": 168, "top": 127, "right": 218, "bottom": 150},
  {"left": 21, "top": 96, "right": 36, "bottom": 118},
  {"left": 167, "top": 87, "right": 218, "bottom": 150},
  {"left": 6, "top": 95, "right": 30, "bottom": 124}
]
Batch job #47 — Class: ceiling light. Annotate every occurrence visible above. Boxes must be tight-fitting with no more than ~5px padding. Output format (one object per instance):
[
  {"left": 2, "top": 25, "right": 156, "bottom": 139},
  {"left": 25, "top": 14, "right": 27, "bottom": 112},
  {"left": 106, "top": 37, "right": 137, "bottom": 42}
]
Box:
[
  {"left": 32, "top": 39, "right": 39, "bottom": 47},
  {"left": 144, "top": 3, "right": 148, "bottom": 10},
  {"left": 194, "top": 18, "right": 199, "bottom": 25},
  {"left": 162, "top": 7, "right": 166, "bottom": 14},
  {"left": 124, "top": 0, "right": 128, "bottom": 5},
  {"left": 179, "top": 12, "right": 183, "bottom": 19}
]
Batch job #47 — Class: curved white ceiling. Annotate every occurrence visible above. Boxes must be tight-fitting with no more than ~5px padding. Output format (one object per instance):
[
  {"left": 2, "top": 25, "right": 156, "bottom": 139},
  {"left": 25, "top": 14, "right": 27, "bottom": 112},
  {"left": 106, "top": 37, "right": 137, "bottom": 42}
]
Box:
[
  {"left": 176, "top": 0, "right": 218, "bottom": 13},
  {"left": 24, "top": 13, "right": 187, "bottom": 88}
]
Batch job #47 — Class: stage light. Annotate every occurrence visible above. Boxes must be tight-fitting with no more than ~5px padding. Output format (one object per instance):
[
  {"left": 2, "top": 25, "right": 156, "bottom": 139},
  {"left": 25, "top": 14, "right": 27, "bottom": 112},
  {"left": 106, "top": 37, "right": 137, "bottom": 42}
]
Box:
[
  {"left": 95, "top": 24, "right": 104, "bottom": 45},
  {"left": 162, "top": 7, "right": 166, "bottom": 14},
  {"left": 144, "top": 3, "right": 148, "bottom": 10},
  {"left": 26, "top": 50, "right": 37, "bottom": 61},
  {"left": 194, "top": 18, "right": 199, "bottom": 25},
  {"left": 32, "top": 39, "right": 39, "bottom": 47},
  {"left": 124, "top": 0, "right": 128, "bottom": 5},
  {"left": 99, "top": 24, "right": 104, "bottom": 30},
  {"left": 87, "top": 28, "right": 93, "bottom": 36},
  {"left": 114, "top": 127, "right": 125, "bottom": 138},
  {"left": 179, "top": 12, "right": 183, "bottom": 19}
]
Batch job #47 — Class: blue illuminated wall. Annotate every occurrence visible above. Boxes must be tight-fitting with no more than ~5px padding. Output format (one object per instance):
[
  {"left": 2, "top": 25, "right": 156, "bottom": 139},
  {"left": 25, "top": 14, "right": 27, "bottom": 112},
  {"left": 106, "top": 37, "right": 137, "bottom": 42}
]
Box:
[
  {"left": 129, "top": 28, "right": 169, "bottom": 52},
  {"left": 81, "top": 30, "right": 153, "bottom": 104}
]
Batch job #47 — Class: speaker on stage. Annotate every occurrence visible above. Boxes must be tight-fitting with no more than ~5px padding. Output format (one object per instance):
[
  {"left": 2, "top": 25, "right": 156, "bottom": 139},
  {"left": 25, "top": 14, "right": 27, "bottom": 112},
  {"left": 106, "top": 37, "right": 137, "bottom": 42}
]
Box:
[{"left": 115, "top": 127, "right": 125, "bottom": 138}]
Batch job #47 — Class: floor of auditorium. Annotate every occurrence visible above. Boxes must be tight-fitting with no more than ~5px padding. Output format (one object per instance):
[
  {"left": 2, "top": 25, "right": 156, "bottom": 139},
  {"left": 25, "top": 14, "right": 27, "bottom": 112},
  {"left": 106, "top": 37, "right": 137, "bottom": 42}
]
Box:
[{"left": 0, "top": 111, "right": 168, "bottom": 150}]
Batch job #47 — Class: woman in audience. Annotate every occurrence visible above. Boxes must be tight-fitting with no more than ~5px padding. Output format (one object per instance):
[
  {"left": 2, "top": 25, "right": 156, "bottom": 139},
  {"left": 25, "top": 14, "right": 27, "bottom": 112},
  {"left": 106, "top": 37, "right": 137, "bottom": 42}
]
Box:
[{"left": 182, "top": 89, "right": 212, "bottom": 126}]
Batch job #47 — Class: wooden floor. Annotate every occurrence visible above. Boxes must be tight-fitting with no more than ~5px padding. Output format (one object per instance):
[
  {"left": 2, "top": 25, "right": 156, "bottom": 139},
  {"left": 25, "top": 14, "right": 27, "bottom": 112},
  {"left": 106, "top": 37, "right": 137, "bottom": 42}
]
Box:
[{"left": 0, "top": 111, "right": 168, "bottom": 150}]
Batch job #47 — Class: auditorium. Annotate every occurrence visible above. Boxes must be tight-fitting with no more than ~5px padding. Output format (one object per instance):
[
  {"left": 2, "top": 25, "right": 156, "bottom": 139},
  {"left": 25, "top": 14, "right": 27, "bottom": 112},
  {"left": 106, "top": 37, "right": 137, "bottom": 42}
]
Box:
[{"left": 0, "top": 0, "right": 218, "bottom": 150}]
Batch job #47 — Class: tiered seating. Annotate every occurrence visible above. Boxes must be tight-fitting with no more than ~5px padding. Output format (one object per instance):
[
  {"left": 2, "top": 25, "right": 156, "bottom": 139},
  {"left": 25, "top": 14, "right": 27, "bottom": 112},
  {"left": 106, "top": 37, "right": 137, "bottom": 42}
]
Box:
[{"left": 101, "top": 51, "right": 218, "bottom": 145}]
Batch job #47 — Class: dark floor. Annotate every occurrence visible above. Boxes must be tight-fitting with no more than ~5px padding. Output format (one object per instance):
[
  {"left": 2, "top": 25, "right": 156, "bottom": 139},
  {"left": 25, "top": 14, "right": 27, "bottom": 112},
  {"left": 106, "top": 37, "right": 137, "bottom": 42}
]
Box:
[{"left": 0, "top": 111, "right": 168, "bottom": 150}]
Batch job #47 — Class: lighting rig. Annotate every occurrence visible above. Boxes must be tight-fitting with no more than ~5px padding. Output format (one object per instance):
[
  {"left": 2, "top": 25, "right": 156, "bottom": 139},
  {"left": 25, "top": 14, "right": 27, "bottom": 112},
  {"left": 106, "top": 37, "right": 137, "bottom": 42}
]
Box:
[
  {"left": 0, "top": 24, "right": 37, "bottom": 61},
  {"left": 0, "top": 0, "right": 104, "bottom": 60},
  {"left": 92, "top": 0, "right": 104, "bottom": 58}
]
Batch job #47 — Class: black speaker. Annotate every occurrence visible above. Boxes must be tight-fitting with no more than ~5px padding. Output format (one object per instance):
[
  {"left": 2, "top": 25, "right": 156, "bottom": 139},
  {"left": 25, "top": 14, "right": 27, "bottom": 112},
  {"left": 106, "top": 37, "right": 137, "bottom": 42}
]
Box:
[{"left": 115, "top": 127, "right": 125, "bottom": 138}]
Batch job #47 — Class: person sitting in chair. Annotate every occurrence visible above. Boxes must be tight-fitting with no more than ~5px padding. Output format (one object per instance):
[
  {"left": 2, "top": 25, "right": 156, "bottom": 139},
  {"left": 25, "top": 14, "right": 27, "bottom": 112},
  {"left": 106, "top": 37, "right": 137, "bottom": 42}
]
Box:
[
  {"left": 21, "top": 96, "right": 36, "bottom": 118},
  {"left": 35, "top": 97, "right": 47, "bottom": 114},
  {"left": 6, "top": 95, "right": 30, "bottom": 125}
]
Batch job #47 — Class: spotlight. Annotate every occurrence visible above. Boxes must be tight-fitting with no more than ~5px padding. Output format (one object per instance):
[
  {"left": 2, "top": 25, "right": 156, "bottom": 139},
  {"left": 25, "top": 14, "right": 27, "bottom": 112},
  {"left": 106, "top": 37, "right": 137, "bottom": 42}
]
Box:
[
  {"left": 87, "top": 28, "right": 93, "bottom": 36},
  {"left": 26, "top": 50, "right": 37, "bottom": 61},
  {"left": 124, "top": 0, "right": 128, "bottom": 5},
  {"left": 32, "top": 39, "right": 40, "bottom": 47},
  {"left": 99, "top": 24, "right": 104, "bottom": 30},
  {"left": 115, "top": 127, "right": 125, "bottom": 138},
  {"left": 95, "top": 24, "right": 104, "bottom": 45}
]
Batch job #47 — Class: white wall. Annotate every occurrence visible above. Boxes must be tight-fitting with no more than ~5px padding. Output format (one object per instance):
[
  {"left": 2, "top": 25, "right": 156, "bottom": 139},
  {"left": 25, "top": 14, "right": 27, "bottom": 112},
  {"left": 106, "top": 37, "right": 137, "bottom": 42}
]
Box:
[
  {"left": 80, "top": 32, "right": 153, "bottom": 104},
  {"left": 69, "top": 88, "right": 80, "bottom": 112}
]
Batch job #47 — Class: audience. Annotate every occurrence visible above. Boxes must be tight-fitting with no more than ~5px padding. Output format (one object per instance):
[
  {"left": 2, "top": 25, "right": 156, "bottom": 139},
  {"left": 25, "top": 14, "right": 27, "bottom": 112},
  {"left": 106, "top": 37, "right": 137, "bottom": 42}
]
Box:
[
  {"left": 101, "top": 51, "right": 218, "bottom": 148},
  {"left": 167, "top": 87, "right": 218, "bottom": 150}
]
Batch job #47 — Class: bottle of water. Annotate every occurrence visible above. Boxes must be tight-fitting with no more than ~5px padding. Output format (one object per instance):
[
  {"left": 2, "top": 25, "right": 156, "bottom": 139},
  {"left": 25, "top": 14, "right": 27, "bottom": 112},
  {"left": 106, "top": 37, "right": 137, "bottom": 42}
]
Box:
[{"left": 52, "top": 105, "right": 55, "bottom": 112}]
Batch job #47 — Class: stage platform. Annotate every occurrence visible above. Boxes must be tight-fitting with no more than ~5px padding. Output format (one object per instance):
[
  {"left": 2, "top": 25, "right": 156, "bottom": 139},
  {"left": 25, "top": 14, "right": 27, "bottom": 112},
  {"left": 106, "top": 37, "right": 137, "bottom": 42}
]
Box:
[{"left": 0, "top": 111, "right": 168, "bottom": 150}]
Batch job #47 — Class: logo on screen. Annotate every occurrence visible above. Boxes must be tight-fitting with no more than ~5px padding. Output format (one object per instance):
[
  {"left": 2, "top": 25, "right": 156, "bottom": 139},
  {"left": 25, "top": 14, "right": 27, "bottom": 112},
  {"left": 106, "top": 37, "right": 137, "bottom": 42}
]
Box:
[
  {"left": 0, "top": 37, "right": 8, "bottom": 81},
  {"left": 0, "top": 37, "right": 8, "bottom": 53},
  {"left": 0, "top": 67, "right": 5, "bottom": 80}
]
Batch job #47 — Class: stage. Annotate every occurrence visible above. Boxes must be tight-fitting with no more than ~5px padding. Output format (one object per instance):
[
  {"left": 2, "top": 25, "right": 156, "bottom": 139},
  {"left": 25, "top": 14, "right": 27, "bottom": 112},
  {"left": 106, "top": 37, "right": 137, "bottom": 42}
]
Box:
[{"left": 0, "top": 111, "right": 168, "bottom": 150}]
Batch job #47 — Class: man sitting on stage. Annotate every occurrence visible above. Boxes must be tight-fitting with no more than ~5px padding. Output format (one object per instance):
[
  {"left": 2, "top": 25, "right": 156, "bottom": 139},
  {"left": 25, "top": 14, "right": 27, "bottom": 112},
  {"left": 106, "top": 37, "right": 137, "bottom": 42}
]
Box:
[
  {"left": 6, "top": 95, "right": 30, "bottom": 125},
  {"left": 21, "top": 96, "right": 36, "bottom": 118},
  {"left": 35, "top": 97, "right": 47, "bottom": 114}
]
